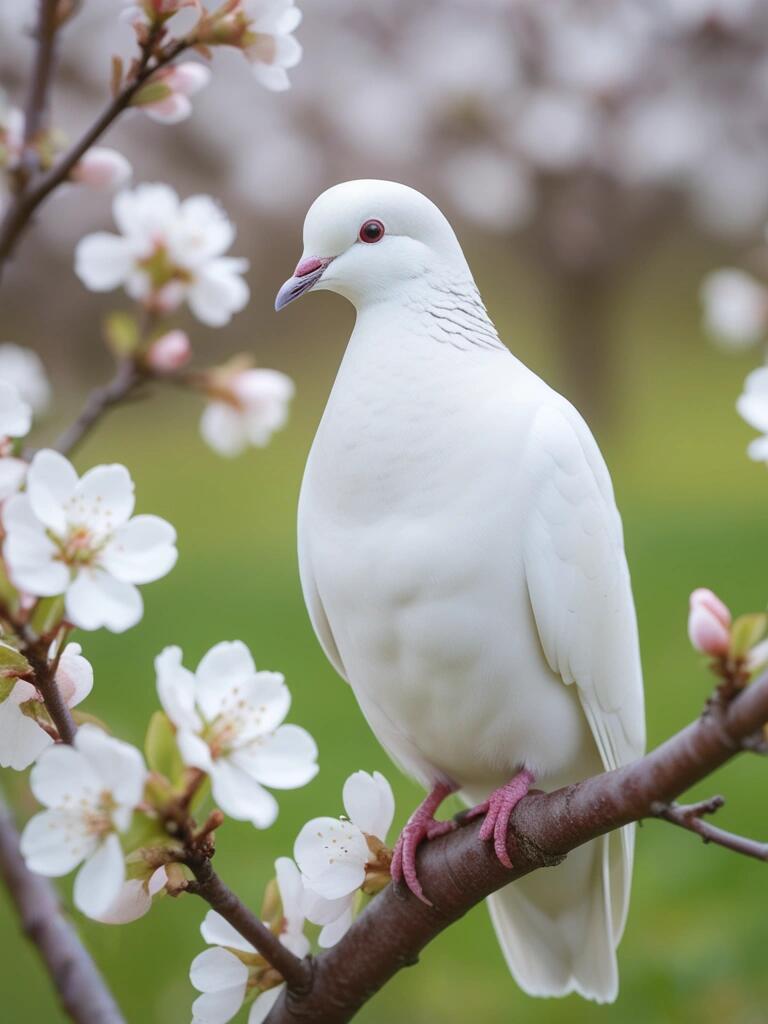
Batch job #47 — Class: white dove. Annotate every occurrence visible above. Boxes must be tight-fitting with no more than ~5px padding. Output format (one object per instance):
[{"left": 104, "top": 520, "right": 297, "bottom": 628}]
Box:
[{"left": 276, "top": 180, "right": 645, "bottom": 1003}]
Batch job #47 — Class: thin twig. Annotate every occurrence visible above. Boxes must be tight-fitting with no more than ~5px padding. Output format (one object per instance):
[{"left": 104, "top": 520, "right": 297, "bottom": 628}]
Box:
[
  {"left": 0, "top": 36, "right": 189, "bottom": 271},
  {"left": 19, "top": 0, "right": 61, "bottom": 182},
  {"left": 51, "top": 357, "right": 144, "bottom": 457},
  {"left": 0, "top": 790, "right": 125, "bottom": 1024},
  {"left": 652, "top": 796, "right": 768, "bottom": 861},
  {"left": 186, "top": 856, "right": 313, "bottom": 993},
  {"left": 23, "top": 637, "right": 77, "bottom": 744}
]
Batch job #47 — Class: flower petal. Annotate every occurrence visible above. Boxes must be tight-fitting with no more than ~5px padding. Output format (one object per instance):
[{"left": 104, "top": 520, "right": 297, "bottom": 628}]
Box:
[
  {"left": 70, "top": 463, "right": 135, "bottom": 535},
  {"left": 187, "top": 258, "right": 250, "bottom": 327},
  {"left": 74, "top": 724, "right": 146, "bottom": 813},
  {"left": 55, "top": 642, "right": 94, "bottom": 707},
  {"left": 113, "top": 183, "right": 179, "bottom": 240},
  {"left": 0, "top": 380, "right": 31, "bottom": 438},
  {"left": 94, "top": 877, "right": 153, "bottom": 924},
  {"left": 195, "top": 640, "right": 257, "bottom": 721},
  {"left": 0, "top": 456, "right": 27, "bottom": 501},
  {"left": 0, "top": 696, "right": 52, "bottom": 770},
  {"left": 2, "top": 494, "right": 68, "bottom": 596},
  {"left": 294, "top": 817, "right": 369, "bottom": 899},
  {"left": 29, "top": 742, "right": 99, "bottom": 807},
  {"left": 318, "top": 905, "right": 354, "bottom": 948},
  {"left": 248, "top": 985, "right": 284, "bottom": 1024},
  {"left": 210, "top": 759, "right": 279, "bottom": 828},
  {"left": 26, "top": 449, "right": 78, "bottom": 534},
  {"left": 177, "top": 729, "right": 214, "bottom": 772},
  {"left": 342, "top": 770, "right": 395, "bottom": 840},
  {"left": 200, "top": 910, "right": 256, "bottom": 954},
  {"left": 155, "top": 645, "right": 201, "bottom": 731},
  {"left": 20, "top": 809, "right": 98, "bottom": 875},
  {"left": 100, "top": 513, "right": 177, "bottom": 583},
  {"left": 74, "top": 232, "right": 134, "bottom": 291},
  {"left": 65, "top": 568, "right": 143, "bottom": 632},
  {"left": 74, "top": 833, "right": 126, "bottom": 919},
  {"left": 232, "top": 724, "right": 318, "bottom": 789},
  {"left": 200, "top": 402, "right": 248, "bottom": 458}
]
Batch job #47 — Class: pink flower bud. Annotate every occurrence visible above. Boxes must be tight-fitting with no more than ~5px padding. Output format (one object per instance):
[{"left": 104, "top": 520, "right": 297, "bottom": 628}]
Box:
[
  {"left": 165, "top": 62, "right": 211, "bottom": 96},
  {"left": 688, "top": 588, "right": 732, "bottom": 656},
  {"left": 143, "top": 92, "right": 193, "bottom": 125},
  {"left": 71, "top": 147, "right": 132, "bottom": 190},
  {"left": 146, "top": 330, "right": 191, "bottom": 372}
]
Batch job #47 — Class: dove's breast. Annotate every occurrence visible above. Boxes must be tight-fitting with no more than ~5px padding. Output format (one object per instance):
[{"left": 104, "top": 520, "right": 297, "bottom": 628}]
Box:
[{"left": 299, "top": 320, "right": 595, "bottom": 790}]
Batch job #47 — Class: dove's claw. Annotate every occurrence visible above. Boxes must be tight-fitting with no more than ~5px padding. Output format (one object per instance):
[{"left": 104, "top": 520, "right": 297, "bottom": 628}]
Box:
[
  {"left": 391, "top": 781, "right": 457, "bottom": 904},
  {"left": 469, "top": 769, "right": 535, "bottom": 869}
]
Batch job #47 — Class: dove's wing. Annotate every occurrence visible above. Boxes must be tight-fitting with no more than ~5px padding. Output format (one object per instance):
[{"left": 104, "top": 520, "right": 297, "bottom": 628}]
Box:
[{"left": 521, "top": 403, "right": 645, "bottom": 774}]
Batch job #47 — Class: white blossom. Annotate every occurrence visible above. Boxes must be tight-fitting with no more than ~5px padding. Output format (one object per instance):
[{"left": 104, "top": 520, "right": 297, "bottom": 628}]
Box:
[
  {"left": 0, "top": 642, "right": 93, "bottom": 771},
  {"left": 95, "top": 865, "right": 168, "bottom": 925},
  {"left": 0, "top": 379, "right": 31, "bottom": 440},
  {"left": 243, "top": 0, "right": 303, "bottom": 92},
  {"left": 200, "top": 369, "right": 294, "bottom": 457},
  {"left": 701, "top": 269, "right": 768, "bottom": 349},
  {"left": 155, "top": 642, "right": 317, "bottom": 828},
  {"left": 737, "top": 366, "right": 768, "bottom": 462},
  {"left": 0, "top": 343, "right": 50, "bottom": 415},
  {"left": 190, "top": 857, "right": 308, "bottom": 1024},
  {"left": 71, "top": 148, "right": 133, "bottom": 190},
  {"left": 74, "top": 184, "right": 249, "bottom": 327},
  {"left": 20, "top": 724, "right": 147, "bottom": 919},
  {"left": 140, "top": 62, "right": 211, "bottom": 124},
  {"left": 2, "top": 449, "right": 177, "bottom": 632},
  {"left": 295, "top": 770, "right": 394, "bottom": 947}
]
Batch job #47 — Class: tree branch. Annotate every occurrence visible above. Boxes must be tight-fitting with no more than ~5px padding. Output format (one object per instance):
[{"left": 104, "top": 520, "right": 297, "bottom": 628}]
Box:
[
  {"left": 185, "top": 856, "right": 313, "bottom": 993},
  {"left": 51, "top": 357, "right": 145, "bottom": 457},
  {"left": 0, "top": 791, "right": 125, "bottom": 1024},
  {"left": 19, "top": 0, "right": 62, "bottom": 182},
  {"left": 653, "top": 796, "right": 768, "bottom": 861},
  {"left": 266, "top": 675, "right": 768, "bottom": 1024},
  {"left": 0, "top": 35, "right": 188, "bottom": 272},
  {"left": 23, "top": 636, "right": 78, "bottom": 745}
]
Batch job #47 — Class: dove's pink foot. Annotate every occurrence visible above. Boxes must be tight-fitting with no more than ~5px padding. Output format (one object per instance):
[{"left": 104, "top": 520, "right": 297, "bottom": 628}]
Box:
[
  {"left": 465, "top": 769, "right": 535, "bottom": 868},
  {"left": 391, "top": 781, "right": 457, "bottom": 904}
]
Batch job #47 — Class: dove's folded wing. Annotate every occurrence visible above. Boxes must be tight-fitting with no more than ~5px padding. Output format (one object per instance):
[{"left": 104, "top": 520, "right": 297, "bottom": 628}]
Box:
[{"left": 521, "top": 404, "right": 645, "bottom": 774}]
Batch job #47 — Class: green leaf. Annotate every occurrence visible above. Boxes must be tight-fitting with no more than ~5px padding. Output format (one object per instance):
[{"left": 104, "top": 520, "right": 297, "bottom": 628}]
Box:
[
  {"left": 0, "top": 563, "right": 20, "bottom": 616},
  {"left": 0, "top": 640, "right": 30, "bottom": 679},
  {"left": 731, "top": 613, "right": 768, "bottom": 658},
  {"left": 145, "top": 711, "right": 185, "bottom": 786},
  {"left": 0, "top": 677, "right": 16, "bottom": 702},
  {"left": 103, "top": 311, "right": 140, "bottom": 357},
  {"left": 29, "top": 595, "right": 65, "bottom": 637},
  {"left": 131, "top": 81, "right": 172, "bottom": 107}
]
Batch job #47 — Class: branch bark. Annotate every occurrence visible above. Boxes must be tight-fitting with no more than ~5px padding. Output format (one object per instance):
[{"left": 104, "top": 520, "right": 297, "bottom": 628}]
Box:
[
  {"left": 20, "top": 0, "right": 62, "bottom": 181},
  {"left": 266, "top": 677, "right": 768, "bottom": 1024},
  {"left": 51, "top": 357, "right": 144, "bottom": 457},
  {"left": 653, "top": 796, "right": 768, "bottom": 861},
  {"left": 0, "top": 791, "right": 125, "bottom": 1024},
  {"left": 0, "top": 36, "right": 188, "bottom": 273}
]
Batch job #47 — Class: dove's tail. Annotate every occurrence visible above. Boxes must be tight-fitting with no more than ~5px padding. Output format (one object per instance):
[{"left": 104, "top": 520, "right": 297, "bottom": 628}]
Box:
[{"left": 465, "top": 784, "right": 633, "bottom": 1003}]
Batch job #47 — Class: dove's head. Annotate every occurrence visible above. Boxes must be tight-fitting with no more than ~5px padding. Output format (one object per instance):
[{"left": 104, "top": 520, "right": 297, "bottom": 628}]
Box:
[{"left": 275, "top": 179, "right": 471, "bottom": 311}]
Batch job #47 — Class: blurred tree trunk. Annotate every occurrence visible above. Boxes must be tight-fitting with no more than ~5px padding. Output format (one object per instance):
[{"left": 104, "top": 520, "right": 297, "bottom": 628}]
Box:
[{"left": 551, "top": 266, "right": 614, "bottom": 435}]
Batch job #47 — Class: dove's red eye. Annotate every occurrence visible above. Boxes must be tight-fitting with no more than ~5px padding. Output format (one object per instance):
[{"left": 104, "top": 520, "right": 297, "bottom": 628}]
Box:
[{"left": 359, "top": 219, "right": 385, "bottom": 243}]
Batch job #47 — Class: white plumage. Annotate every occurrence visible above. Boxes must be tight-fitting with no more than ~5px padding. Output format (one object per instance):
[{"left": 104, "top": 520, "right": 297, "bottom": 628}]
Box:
[{"left": 278, "top": 180, "right": 645, "bottom": 1003}]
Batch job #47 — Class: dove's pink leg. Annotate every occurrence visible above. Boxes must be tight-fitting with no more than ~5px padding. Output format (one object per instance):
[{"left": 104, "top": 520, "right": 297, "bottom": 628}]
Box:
[
  {"left": 464, "top": 769, "right": 535, "bottom": 869},
  {"left": 391, "top": 781, "right": 457, "bottom": 905}
]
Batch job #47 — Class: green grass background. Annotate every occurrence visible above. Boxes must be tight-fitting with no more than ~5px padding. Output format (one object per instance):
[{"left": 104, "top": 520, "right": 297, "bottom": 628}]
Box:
[{"left": 2, "top": 239, "right": 768, "bottom": 1024}]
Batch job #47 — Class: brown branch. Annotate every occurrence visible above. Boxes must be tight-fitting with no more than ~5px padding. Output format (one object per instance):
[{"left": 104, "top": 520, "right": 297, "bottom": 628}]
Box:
[
  {"left": 0, "top": 791, "right": 125, "bottom": 1024},
  {"left": 23, "top": 635, "right": 78, "bottom": 745},
  {"left": 19, "top": 0, "right": 62, "bottom": 182},
  {"left": 0, "top": 35, "right": 189, "bottom": 272},
  {"left": 51, "top": 357, "right": 145, "bottom": 457},
  {"left": 265, "top": 673, "right": 768, "bottom": 1024},
  {"left": 653, "top": 796, "right": 768, "bottom": 861},
  {"left": 185, "top": 856, "right": 312, "bottom": 993}
]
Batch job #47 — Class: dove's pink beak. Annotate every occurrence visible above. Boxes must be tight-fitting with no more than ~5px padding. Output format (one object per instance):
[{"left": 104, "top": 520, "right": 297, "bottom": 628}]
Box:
[{"left": 275, "top": 256, "right": 333, "bottom": 311}]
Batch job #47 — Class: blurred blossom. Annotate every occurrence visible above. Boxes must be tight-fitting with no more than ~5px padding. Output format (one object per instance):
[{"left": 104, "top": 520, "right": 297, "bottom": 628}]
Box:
[
  {"left": 0, "top": 343, "right": 51, "bottom": 415},
  {"left": 75, "top": 184, "right": 249, "bottom": 326},
  {"left": 20, "top": 724, "right": 147, "bottom": 920},
  {"left": 191, "top": 859, "right": 308, "bottom": 1024},
  {"left": 138, "top": 62, "right": 212, "bottom": 125},
  {"left": 2, "top": 449, "right": 178, "bottom": 632},
  {"left": 295, "top": 770, "right": 394, "bottom": 948},
  {"left": 0, "top": 642, "right": 93, "bottom": 771},
  {"left": 200, "top": 368, "right": 294, "bottom": 457},
  {"left": 737, "top": 366, "right": 768, "bottom": 462},
  {"left": 701, "top": 270, "right": 768, "bottom": 349},
  {"left": 146, "top": 329, "right": 191, "bottom": 372},
  {"left": 0, "top": 380, "right": 31, "bottom": 442},
  {"left": 439, "top": 149, "right": 534, "bottom": 234},
  {"left": 514, "top": 91, "right": 597, "bottom": 173},
  {"left": 241, "top": 0, "right": 303, "bottom": 92},
  {"left": 71, "top": 147, "right": 133, "bottom": 190},
  {"left": 95, "top": 865, "right": 168, "bottom": 925},
  {"left": 155, "top": 641, "right": 318, "bottom": 828}
]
